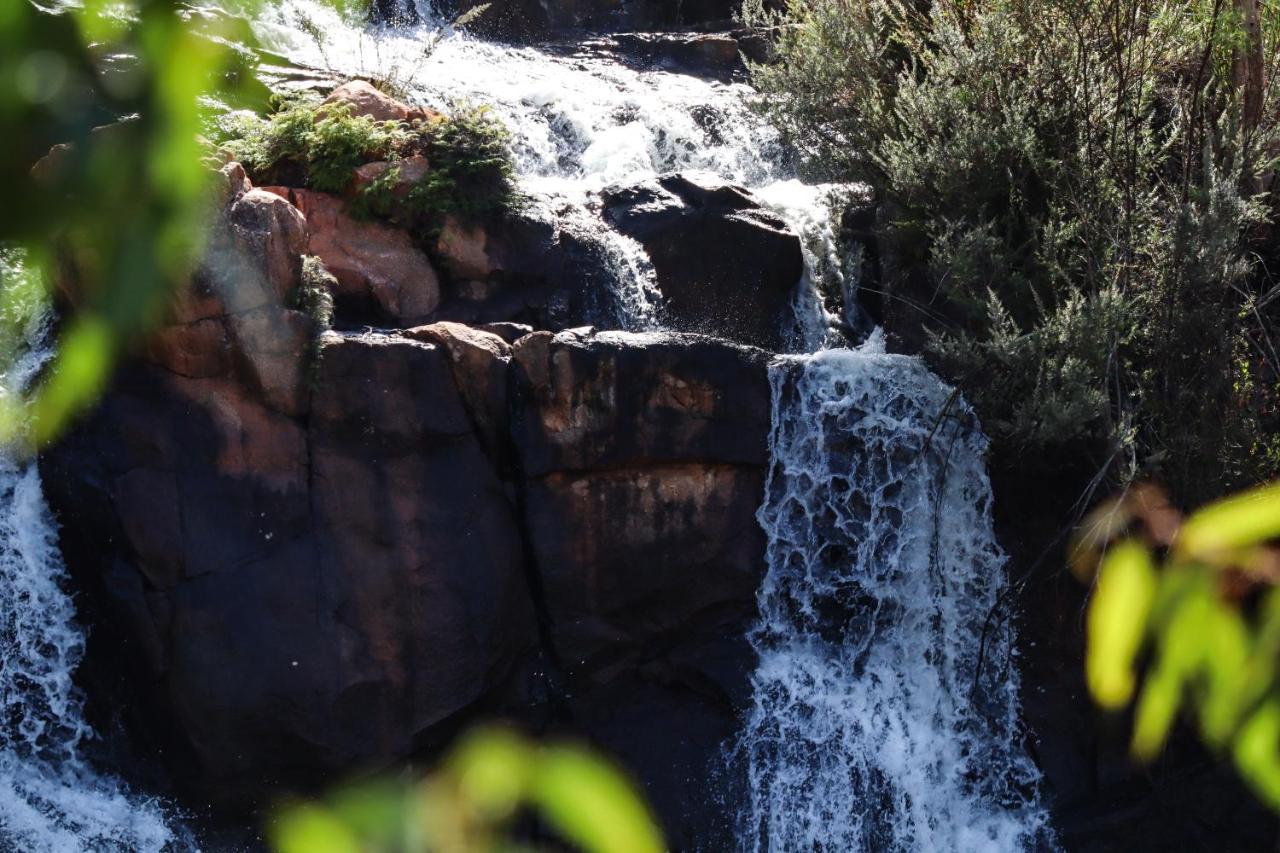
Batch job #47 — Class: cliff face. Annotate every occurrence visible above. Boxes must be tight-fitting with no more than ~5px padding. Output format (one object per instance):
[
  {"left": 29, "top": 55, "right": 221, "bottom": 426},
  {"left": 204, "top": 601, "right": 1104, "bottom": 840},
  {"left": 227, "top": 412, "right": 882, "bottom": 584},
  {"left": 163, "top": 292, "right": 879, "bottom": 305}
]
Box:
[{"left": 39, "top": 128, "right": 797, "bottom": 843}]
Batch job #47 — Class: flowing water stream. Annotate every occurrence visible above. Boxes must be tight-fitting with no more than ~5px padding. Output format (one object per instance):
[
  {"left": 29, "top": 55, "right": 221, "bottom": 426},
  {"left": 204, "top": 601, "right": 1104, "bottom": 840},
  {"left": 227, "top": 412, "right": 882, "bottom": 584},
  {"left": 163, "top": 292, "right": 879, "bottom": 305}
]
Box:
[
  {"left": 2, "top": 4, "right": 1048, "bottom": 849},
  {"left": 0, "top": 274, "right": 178, "bottom": 851}
]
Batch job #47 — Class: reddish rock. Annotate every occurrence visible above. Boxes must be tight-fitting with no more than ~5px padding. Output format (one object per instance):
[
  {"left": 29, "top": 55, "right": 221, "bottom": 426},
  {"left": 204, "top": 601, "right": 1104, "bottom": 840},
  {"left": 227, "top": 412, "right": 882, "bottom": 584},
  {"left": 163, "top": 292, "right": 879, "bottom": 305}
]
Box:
[
  {"left": 436, "top": 215, "right": 497, "bottom": 280},
  {"left": 510, "top": 328, "right": 772, "bottom": 476},
  {"left": 269, "top": 187, "right": 440, "bottom": 326},
  {"left": 322, "top": 80, "right": 438, "bottom": 124},
  {"left": 350, "top": 155, "right": 431, "bottom": 198}
]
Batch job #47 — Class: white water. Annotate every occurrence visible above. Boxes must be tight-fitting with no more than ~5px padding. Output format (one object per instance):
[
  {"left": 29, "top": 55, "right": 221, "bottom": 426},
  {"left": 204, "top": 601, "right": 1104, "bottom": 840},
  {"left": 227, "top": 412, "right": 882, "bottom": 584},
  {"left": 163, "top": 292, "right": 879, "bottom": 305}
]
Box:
[
  {"left": 736, "top": 342, "right": 1052, "bottom": 850},
  {"left": 253, "top": 0, "right": 846, "bottom": 340},
  {"left": 0, "top": 274, "right": 180, "bottom": 851}
]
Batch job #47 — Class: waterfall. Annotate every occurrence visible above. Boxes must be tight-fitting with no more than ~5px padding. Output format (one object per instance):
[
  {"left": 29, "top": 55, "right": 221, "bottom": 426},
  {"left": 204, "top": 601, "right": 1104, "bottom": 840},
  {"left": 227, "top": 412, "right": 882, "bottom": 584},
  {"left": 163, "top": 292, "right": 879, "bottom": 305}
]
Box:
[
  {"left": 251, "top": 6, "right": 1054, "bottom": 847},
  {"left": 0, "top": 266, "right": 181, "bottom": 852},
  {"left": 734, "top": 344, "right": 1052, "bottom": 851}
]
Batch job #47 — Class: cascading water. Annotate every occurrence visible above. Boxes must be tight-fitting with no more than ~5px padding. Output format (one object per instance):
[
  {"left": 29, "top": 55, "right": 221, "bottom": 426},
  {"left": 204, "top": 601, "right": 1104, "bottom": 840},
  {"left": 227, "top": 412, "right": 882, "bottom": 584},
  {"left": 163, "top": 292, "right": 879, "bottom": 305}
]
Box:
[
  {"left": 735, "top": 343, "right": 1052, "bottom": 851},
  {"left": 0, "top": 276, "right": 180, "bottom": 851}
]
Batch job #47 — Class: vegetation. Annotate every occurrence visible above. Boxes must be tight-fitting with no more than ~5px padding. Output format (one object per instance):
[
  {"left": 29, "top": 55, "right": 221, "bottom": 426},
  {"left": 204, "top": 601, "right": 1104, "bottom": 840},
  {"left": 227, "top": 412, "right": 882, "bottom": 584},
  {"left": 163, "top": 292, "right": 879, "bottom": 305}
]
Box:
[
  {"left": 271, "top": 727, "right": 664, "bottom": 853},
  {"left": 1073, "top": 481, "right": 1280, "bottom": 809},
  {"left": 221, "top": 96, "right": 518, "bottom": 232},
  {"left": 0, "top": 0, "right": 262, "bottom": 448},
  {"left": 745, "top": 0, "right": 1280, "bottom": 499}
]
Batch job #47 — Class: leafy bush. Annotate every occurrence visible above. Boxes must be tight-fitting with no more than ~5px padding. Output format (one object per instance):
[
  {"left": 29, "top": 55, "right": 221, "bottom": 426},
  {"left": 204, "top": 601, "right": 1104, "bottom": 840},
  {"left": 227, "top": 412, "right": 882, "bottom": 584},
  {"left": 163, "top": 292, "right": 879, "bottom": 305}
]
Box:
[
  {"left": 223, "top": 99, "right": 408, "bottom": 193},
  {"left": 295, "top": 255, "right": 336, "bottom": 329},
  {"left": 1072, "top": 481, "right": 1280, "bottom": 809},
  {"left": 354, "top": 104, "right": 518, "bottom": 228},
  {"left": 221, "top": 95, "right": 517, "bottom": 230},
  {"left": 746, "top": 0, "right": 1280, "bottom": 496}
]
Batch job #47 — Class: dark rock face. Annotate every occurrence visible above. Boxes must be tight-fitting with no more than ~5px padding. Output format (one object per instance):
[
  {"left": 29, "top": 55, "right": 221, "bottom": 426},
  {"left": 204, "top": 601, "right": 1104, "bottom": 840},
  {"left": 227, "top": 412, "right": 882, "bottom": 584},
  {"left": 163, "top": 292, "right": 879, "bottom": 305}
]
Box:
[
  {"left": 40, "top": 167, "right": 772, "bottom": 847},
  {"left": 44, "top": 332, "right": 537, "bottom": 793},
  {"left": 603, "top": 173, "right": 804, "bottom": 349}
]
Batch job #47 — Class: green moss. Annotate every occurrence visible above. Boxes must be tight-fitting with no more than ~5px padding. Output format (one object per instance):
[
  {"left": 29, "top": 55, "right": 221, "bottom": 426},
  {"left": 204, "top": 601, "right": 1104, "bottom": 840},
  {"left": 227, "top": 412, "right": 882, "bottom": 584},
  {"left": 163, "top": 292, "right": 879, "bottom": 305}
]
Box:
[{"left": 220, "top": 93, "right": 517, "bottom": 232}]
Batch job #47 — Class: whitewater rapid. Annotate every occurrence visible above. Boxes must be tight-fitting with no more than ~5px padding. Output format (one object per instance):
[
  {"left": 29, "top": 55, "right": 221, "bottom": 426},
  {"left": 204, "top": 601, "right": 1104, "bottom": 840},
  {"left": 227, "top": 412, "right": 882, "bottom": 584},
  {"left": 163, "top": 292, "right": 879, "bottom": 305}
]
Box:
[
  {"left": 736, "top": 343, "right": 1052, "bottom": 850},
  {"left": 0, "top": 270, "right": 179, "bottom": 852}
]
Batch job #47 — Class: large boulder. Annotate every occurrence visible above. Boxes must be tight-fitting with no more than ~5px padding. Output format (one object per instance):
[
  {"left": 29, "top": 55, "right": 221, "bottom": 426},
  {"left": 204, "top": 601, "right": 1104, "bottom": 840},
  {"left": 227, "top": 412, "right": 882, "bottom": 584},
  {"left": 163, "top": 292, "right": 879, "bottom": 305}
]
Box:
[
  {"left": 508, "top": 327, "right": 770, "bottom": 849},
  {"left": 603, "top": 173, "right": 803, "bottom": 349},
  {"left": 322, "top": 80, "right": 437, "bottom": 124},
  {"left": 42, "top": 332, "right": 538, "bottom": 795},
  {"left": 267, "top": 187, "right": 441, "bottom": 326},
  {"left": 429, "top": 201, "right": 636, "bottom": 332},
  {"left": 510, "top": 328, "right": 770, "bottom": 673}
]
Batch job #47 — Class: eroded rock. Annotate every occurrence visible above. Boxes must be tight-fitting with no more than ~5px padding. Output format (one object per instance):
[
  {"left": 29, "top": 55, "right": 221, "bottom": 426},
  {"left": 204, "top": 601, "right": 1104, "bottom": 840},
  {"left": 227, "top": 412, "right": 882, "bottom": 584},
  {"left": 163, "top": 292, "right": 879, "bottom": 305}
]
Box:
[
  {"left": 268, "top": 187, "right": 441, "bottom": 326},
  {"left": 603, "top": 173, "right": 803, "bottom": 349}
]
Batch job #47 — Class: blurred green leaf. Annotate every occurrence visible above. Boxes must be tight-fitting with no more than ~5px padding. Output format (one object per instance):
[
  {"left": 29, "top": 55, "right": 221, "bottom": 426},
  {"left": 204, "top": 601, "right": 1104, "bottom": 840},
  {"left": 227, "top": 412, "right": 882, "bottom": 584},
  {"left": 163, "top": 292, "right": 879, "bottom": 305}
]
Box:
[
  {"left": 1176, "top": 482, "right": 1280, "bottom": 561},
  {"left": 1087, "top": 538, "right": 1157, "bottom": 709},
  {"left": 271, "top": 803, "right": 362, "bottom": 853},
  {"left": 1234, "top": 700, "right": 1280, "bottom": 810},
  {"left": 531, "top": 745, "right": 665, "bottom": 853}
]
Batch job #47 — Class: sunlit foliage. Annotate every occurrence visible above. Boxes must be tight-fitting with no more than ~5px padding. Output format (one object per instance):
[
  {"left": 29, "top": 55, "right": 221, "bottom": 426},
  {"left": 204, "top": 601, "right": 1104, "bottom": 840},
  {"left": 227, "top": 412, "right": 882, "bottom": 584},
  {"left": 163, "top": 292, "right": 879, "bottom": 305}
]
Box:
[
  {"left": 746, "top": 0, "right": 1280, "bottom": 496},
  {"left": 270, "top": 727, "right": 665, "bottom": 853},
  {"left": 220, "top": 96, "right": 518, "bottom": 229},
  {"left": 1073, "top": 482, "right": 1280, "bottom": 807},
  {"left": 0, "top": 0, "right": 263, "bottom": 450}
]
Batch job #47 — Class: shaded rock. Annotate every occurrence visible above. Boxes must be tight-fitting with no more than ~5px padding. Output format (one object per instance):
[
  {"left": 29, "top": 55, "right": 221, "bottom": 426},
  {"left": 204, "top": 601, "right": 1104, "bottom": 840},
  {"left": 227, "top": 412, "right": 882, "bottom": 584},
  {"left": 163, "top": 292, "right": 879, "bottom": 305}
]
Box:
[
  {"left": 322, "top": 80, "right": 437, "bottom": 124},
  {"left": 607, "top": 32, "right": 743, "bottom": 79},
  {"left": 478, "top": 321, "right": 534, "bottom": 344},
  {"left": 510, "top": 328, "right": 772, "bottom": 477},
  {"left": 448, "top": 0, "right": 742, "bottom": 41},
  {"left": 400, "top": 322, "right": 513, "bottom": 469},
  {"left": 603, "top": 173, "right": 803, "bottom": 349},
  {"left": 41, "top": 332, "right": 537, "bottom": 798},
  {"left": 268, "top": 187, "right": 440, "bottom": 326},
  {"left": 430, "top": 202, "right": 628, "bottom": 331},
  {"left": 510, "top": 328, "right": 768, "bottom": 675},
  {"left": 526, "top": 463, "right": 765, "bottom": 676}
]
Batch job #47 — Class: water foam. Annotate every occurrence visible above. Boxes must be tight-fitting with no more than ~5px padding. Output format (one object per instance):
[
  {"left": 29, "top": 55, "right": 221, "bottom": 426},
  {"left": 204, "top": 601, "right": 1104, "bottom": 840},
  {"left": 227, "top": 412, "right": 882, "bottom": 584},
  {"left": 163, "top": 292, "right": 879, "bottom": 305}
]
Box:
[
  {"left": 0, "top": 284, "right": 182, "bottom": 852},
  {"left": 735, "top": 346, "right": 1052, "bottom": 851}
]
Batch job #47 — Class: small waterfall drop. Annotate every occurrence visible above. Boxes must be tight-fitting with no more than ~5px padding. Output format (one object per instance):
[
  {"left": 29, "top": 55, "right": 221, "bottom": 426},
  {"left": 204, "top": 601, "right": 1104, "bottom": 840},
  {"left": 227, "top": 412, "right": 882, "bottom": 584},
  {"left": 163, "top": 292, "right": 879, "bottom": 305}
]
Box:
[
  {"left": 736, "top": 344, "right": 1051, "bottom": 851},
  {"left": 0, "top": 266, "right": 181, "bottom": 852}
]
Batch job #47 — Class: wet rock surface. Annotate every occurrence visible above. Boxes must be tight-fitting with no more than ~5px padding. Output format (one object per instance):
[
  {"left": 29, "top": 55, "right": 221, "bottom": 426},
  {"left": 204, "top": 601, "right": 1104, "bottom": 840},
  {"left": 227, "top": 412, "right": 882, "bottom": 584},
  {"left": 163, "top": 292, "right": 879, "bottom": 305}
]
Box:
[{"left": 603, "top": 173, "right": 804, "bottom": 349}]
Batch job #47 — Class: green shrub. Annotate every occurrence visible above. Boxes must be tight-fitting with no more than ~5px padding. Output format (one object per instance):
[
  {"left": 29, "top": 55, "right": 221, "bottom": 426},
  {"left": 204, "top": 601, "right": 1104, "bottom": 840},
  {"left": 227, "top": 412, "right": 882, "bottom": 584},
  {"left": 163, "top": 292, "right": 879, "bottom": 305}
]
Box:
[
  {"left": 221, "top": 94, "right": 517, "bottom": 230},
  {"left": 746, "top": 0, "right": 1280, "bottom": 496},
  {"left": 353, "top": 104, "right": 517, "bottom": 230},
  {"left": 295, "top": 254, "right": 336, "bottom": 329}
]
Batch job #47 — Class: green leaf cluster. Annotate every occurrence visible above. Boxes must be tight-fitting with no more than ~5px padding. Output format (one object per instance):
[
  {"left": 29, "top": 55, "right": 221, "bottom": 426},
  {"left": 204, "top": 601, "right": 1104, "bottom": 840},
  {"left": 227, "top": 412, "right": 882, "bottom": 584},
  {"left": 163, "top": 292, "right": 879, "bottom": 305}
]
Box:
[
  {"left": 0, "top": 0, "right": 264, "bottom": 450},
  {"left": 270, "top": 727, "right": 665, "bottom": 853},
  {"left": 1079, "top": 482, "right": 1280, "bottom": 808},
  {"left": 221, "top": 96, "right": 518, "bottom": 232}
]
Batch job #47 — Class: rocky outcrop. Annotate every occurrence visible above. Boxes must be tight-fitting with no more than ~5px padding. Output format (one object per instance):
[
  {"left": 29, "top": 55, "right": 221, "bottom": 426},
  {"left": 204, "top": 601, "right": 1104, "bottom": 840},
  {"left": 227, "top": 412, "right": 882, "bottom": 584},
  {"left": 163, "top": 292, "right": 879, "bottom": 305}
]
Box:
[
  {"left": 511, "top": 329, "right": 770, "bottom": 675},
  {"left": 41, "top": 164, "right": 773, "bottom": 847},
  {"left": 322, "top": 79, "right": 439, "bottom": 123},
  {"left": 443, "top": 0, "right": 743, "bottom": 41},
  {"left": 603, "top": 173, "right": 803, "bottom": 349},
  {"left": 266, "top": 186, "right": 441, "bottom": 326}
]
